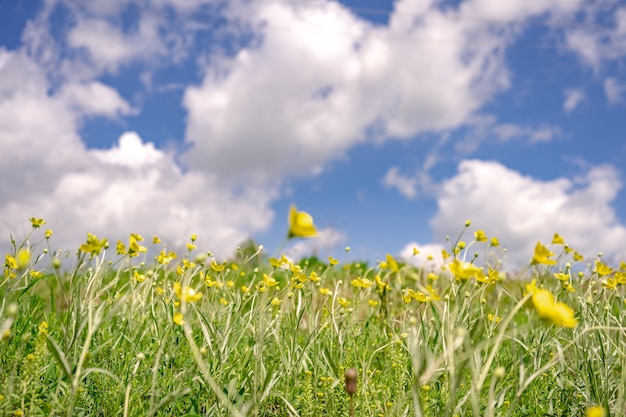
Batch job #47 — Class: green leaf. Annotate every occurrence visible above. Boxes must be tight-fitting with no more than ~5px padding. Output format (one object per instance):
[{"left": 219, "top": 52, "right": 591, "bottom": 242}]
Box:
[{"left": 46, "top": 334, "right": 73, "bottom": 381}]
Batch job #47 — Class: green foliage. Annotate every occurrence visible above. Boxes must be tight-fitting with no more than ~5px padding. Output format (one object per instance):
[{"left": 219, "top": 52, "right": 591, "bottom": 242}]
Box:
[{"left": 0, "top": 224, "right": 625, "bottom": 416}]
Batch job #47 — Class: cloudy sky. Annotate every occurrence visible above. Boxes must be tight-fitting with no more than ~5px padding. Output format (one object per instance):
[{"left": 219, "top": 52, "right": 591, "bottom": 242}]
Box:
[{"left": 1, "top": 0, "right": 625, "bottom": 267}]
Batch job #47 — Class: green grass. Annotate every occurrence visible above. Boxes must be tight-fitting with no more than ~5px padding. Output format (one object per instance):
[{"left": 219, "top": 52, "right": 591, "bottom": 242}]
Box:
[{"left": 1, "top": 222, "right": 625, "bottom": 416}]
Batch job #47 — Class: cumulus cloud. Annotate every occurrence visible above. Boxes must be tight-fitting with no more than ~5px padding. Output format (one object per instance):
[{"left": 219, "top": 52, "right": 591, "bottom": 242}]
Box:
[
  {"left": 431, "top": 159, "right": 626, "bottom": 265},
  {"left": 398, "top": 242, "right": 446, "bottom": 271},
  {"left": 285, "top": 228, "right": 348, "bottom": 260},
  {"left": 3, "top": 0, "right": 622, "bottom": 264},
  {"left": 0, "top": 48, "right": 275, "bottom": 258},
  {"left": 183, "top": 0, "right": 590, "bottom": 183}
]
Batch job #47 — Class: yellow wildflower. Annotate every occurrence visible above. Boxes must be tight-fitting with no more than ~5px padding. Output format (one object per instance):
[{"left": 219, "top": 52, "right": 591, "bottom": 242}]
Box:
[
  {"left": 173, "top": 282, "right": 203, "bottom": 303},
  {"left": 525, "top": 279, "right": 577, "bottom": 328},
  {"left": 351, "top": 277, "right": 373, "bottom": 289},
  {"left": 288, "top": 205, "right": 317, "bottom": 238},
  {"left": 531, "top": 241, "right": 556, "bottom": 266},
  {"left": 474, "top": 230, "right": 487, "bottom": 242},
  {"left": 128, "top": 235, "right": 147, "bottom": 257},
  {"left": 551, "top": 233, "right": 565, "bottom": 245},
  {"left": 586, "top": 405, "right": 605, "bottom": 417},
  {"left": 173, "top": 313, "right": 185, "bottom": 326},
  {"left": 211, "top": 260, "right": 225, "bottom": 272},
  {"left": 337, "top": 297, "right": 350, "bottom": 307},
  {"left": 449, "top": 259, "right": 483, "bottom": 281},
  {"left": 319, "top": 287, "right": 332, "bottom": 296},
  {"left": 29, "top": 217, "right": 46, "bottom": 228},
  {"left": 595, "top": 260, "right": 613, "bottom": 277}
]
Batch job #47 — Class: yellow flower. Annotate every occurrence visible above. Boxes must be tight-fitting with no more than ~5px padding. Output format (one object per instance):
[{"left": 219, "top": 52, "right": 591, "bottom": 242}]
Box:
[
  {"left": 487, "top": 313, "right": 501, "bottom": 323},
  {"left": 116, "top": 240, "right": 126, "bottom": 255},
  {"left": 173, "top": 312, "right": 185, "bottom": 326},
  {"left": 288, "top": 205, "right": 317, "bottom": 238},
  {"left": 309, "top": 271, "right": 321, "bottom": 282},
  {"left": 319, "top": 287, "right": 332, "bottom": 296},
  {"left": 262, "top": 274, "right": 278, "bottom": 287},
  {"left": 152, "top": 235, "right": 161, "bottom": 244},
  {"left": 375, "top": 275, "right": 391, "bottom": 292},
  {"left": 173, "top": 282, "right": 203, "bottom": 303},
  {"left": 211, "top": 260, "right": 225, "bottom": 272},
  {"left": 368, "top": 299, "right": 379, "bottom": 306},
  {"left": 16, "top": 249, "right": 30, "bottom": 269},
  {"left": 474, "top": 230, "right": 487, "bottom": 242},
  {"left": 45, "top": 229, "right": 53, "bottom": 239},
  {"left": 128, "top": 235, "right": 147, "bottom": 257},
  {"left": 29, "top": 217, "right": 46, "bottom": 228},
  {"left": 595, "top": 260, "right": 613, "bottom": 277},
  {"left": 79, "top": 233, "right": 109, "bottom": 255},
  {"left": 586, "top": 405, "right": 605, "bottom": 417},
  {"left": 337, "top": 297, "right": 350, "bottom": 307},
  {"left": 551, "top": 233, "right": 565, "bottom": 244},
  {"left": 351, "top": 277, "right": 373, "bottom": 289},
  {"left": 553, "top": 272, "right": 570, "bottom": 282},
  {"left": 328, "top": 256, "right": 339, "bottom": 266},
  {"left": 134, "top": 270, "right": 146, "bottom": 283},
  {"left": 448, "top": 259, "right": 483, "bottom": 281},
  {"left": 602, "top": 277, "right": 618, "bottom": 290},
  {"left": 525, "top": 280, "right": 577, "bottom": 328},
  {"left": 157, "top": 250, "right": 177, "bottom": 265},
  {"left": 271, "top": 297, "right": 281, "bottom": 306},
  {"left": 378, "top": 254, "right": 399, "bottom": 272},
  {"left": 531, "top": 241, "right": 557, "bottom": 266}
]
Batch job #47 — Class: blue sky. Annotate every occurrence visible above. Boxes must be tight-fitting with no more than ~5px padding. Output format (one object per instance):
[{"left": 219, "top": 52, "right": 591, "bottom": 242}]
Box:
[{"left": 1, "top": 0, "right": 626, "bottom": 268}]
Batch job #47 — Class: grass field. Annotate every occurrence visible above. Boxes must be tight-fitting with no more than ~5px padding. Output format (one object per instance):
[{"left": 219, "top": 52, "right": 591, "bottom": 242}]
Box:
[{"left": 1, "top": 216, "right": 624, "bottom": 416}]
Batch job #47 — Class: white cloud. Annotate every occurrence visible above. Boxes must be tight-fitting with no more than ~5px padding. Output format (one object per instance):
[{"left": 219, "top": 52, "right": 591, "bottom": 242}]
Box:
[
  {"left": 285, "top": 228, "right": 348, "bottom": 260},
  {"left": 458, "top": 115, "right": 562, "bottom": 154},
  {"left": 398, "top": 242, "right": 446, "bottom": 271},
  {"left": 564, "top": 5, "right": 626, "bottom": 71},
  {"left": 383, "top": 167, "right": 418, "bottom": 199},
  {"left": 91, "top": 132, "right": 164, "bottom": 167},
  {"left": 491, "top": 123, "right": 561, "bottom": 144},
  {"left": 563, "top": 88, "right": 585, "bottom": 112},
  {"left": 0, "top": 49, "right": 276, "bottom": 258},
  {"left": 383, "top": 165, "right": 437, "bottom": 199},
  {"left": 431, "top": 160, "right": 626, "bottom": 265},
  {"left": 58, "top": 81, "right": 133, "bottom": 117},
  {"left": 604, "top": 77, "right": 625, "bottom": 104},
  {"left": 182, "top": 0, "right": 537, "bottom": 183},
  {"left": 67, "top": 16, "right": 167, "bottom": 74}
]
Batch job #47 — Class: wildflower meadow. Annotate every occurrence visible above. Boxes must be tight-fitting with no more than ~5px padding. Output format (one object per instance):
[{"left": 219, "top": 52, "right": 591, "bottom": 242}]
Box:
[{"left": 1, "top": 208, "right": 625, "bottom": 416}]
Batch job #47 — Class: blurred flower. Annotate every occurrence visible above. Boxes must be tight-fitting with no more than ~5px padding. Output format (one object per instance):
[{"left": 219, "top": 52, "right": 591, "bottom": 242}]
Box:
[
  {"left": 29, "top": 217, "right": 46, "bottom": 228},
  {"left": 128, "top": 235, "right": 147, "bottom": 257},
  {"left": 586, "top": 405, "right": 605, "bottom": 417},
  {"left": 474, "top": 230, "right": 488, "bottom": 242},
  {"left": 173, "top": 313, "right": 185, "bottom": 326},
  {"left": 551, "top": 233, "right": 565, "bottom": 245},
  {"left": 532, "top": 242, "right": 557, "bottom": 266},
  {"left": 288, "top": 205, "right": 317, "bottom": 238},
  {"left": 174, "top": 282, "right": 202, "bottom": 303},
  {"left": 525, "top": 279, "right": 577, "bottom": 328}
]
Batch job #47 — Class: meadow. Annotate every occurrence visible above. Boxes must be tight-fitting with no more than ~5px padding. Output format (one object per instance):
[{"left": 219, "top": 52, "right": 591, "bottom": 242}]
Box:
[{"left": 1, "top": 211, "right": 624, "bottom": 417}]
